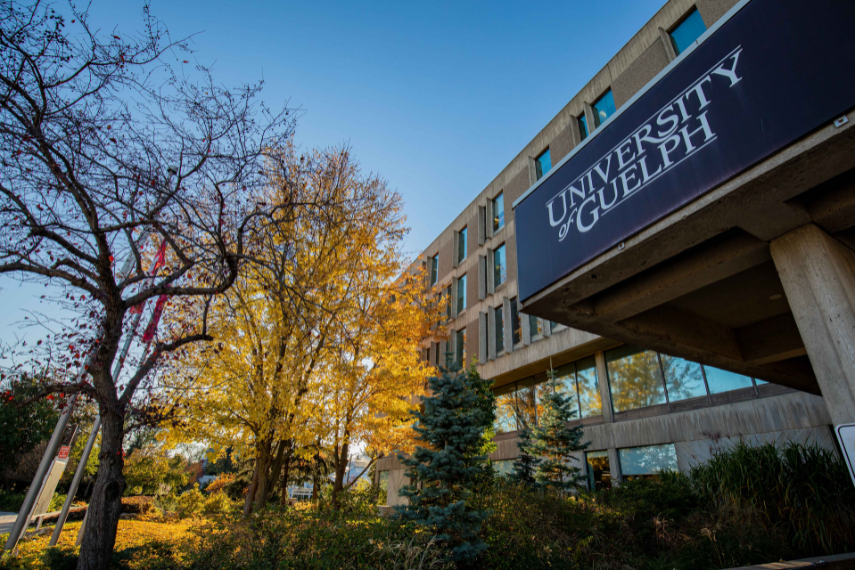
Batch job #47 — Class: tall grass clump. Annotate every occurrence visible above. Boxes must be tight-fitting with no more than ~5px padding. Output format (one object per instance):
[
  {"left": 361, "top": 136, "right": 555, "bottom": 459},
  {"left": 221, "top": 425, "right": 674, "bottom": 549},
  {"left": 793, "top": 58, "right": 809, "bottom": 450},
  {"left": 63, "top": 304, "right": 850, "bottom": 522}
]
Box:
[{"left": 690, "top": 441, "right": 855, "bottom": 555}]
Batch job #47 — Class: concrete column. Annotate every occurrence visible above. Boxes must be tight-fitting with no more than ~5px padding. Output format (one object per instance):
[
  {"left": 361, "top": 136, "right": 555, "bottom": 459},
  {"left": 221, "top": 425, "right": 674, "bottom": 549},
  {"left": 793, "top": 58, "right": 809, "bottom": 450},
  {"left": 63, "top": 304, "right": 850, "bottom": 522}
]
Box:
[
  {"left": 478, "top": 312, "right": 487, "bottom": 365},
  {"left": 487, "top": 308, "right": 497, "bottom": 361},
  {"left": 521, "top": 312, "right": 532, "bottom": 346},
  {"left": 608, "top": 448, "right": 622, "bottom": 487},
  {"left": 584, "top": 102, "right": 598, "bottom": 132},
  {"left": 478, "top": 255, "right": 486, "bottom": 301},
  {"left": 452, "top": 232, "right": 459, "bottom": 269},
  {"left": 478, "top": 205, "right": 486, "bottom": 246},
  {"left": 659, "top": 27, "right": 677, "bottom": 61},
  {"left": 770, "top": 224, "right": 855, "bottom": 425},
  {"left": 503, "top": 297, "right": 513, "bottom": 353},
  {"left": 594, "top": 351, "right": 615, "bottom": 423},
  {"left": 451, "top": 276, "right": 459, "bottom": 318},
  {"left": 487, "top": 249, "right": 496, "bottom": 294}
]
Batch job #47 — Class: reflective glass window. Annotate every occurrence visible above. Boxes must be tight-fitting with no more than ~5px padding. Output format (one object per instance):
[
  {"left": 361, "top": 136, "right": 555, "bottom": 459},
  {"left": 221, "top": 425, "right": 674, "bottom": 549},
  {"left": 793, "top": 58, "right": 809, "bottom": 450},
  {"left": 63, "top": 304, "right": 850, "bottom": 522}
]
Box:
[
  {"left": 455, "top": 328, "right": 465, "bottom": 367},
  {"left": 535, "top": 148, "right": 552, "bottom": 180},
  {"left": 494, "top": 306, "right": 505, "bottom": 354},
  {"left": 444, "top": 286, "right": 451, "bottom": 320},
  {"left": 528, "top": 314, "right": 542, "bottom": 338},
  {"left": 429, "top": 256, "right": 438, "bottom": 286},
  {"left": 703, "top": 365, "right": 754, "bottom": 394},
  {"left": 660, "top": 353, "right": 708, "bottom": 402},
  {"left": 493, "top": 192, "right": 505, "bottom": 231},
  {"left": 456, "top": 274, "right": 466, "bottom": 313},
  {"left": 510, "top": 298, "right": 521, "bottom": 345},
  {"left": 535, "top": 379, "right": 552, "bottom": 422},
  {"left": 494, "top": 244, "right": 507, "bottom": 287},
  {"left": 515, "top": 378, "right": 538, "bottom": 430},
  {"left": 493, "top": 459, "right": 514, "bottom": 478},
  {"left": 576, "top": 356, "right": 602, "bottom": 418},
  {"left": 578, "top": 114, "right": 589, "bottom": 140},
  {"left": 593, "top": 89, "right": 616, "bottom": 127},
  {"left": 457, "top": 227, "right": 467, "bottom": 263},
  {"left": 606, "top": 345, "right": 667, "bottom": 413},
  {"left": 670, "top": 8, "right": 707, "bottom": 55},
  {"left": 552, "top": 363, "right": 578, "bottom": 409},
  {"left": 494, "top": 383, "right": 517, "bottom": 433},
  {"left": 619, "top": 444, "right": 679, "bottom": 477}
]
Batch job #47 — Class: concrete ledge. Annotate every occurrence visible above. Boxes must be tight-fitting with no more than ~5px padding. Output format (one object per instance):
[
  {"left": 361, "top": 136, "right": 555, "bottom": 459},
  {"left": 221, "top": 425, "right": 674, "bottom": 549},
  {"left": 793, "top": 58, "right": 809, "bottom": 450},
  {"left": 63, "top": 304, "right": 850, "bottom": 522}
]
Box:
[{"left": 727, "top": 552, "right": 855, "bottom": 570}]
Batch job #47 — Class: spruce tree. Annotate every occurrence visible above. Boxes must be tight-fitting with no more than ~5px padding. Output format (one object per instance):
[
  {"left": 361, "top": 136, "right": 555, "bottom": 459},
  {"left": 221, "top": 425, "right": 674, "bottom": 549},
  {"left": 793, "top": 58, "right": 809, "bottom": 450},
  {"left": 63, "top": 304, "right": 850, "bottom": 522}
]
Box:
[
  {"left": 396, "top": 359, "right": 496, "bottom": 562},
  {"left": 510, "top": 427, "right": 540, "bottom": 486},
  {"left": 529, "top": 368, "right": 590, "bottom": 492}
]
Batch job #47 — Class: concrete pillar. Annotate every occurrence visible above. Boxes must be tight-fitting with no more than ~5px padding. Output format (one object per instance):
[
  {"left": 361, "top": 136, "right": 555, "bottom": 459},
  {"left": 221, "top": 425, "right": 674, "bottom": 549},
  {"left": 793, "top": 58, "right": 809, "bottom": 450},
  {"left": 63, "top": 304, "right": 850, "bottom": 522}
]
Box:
[
  {"left": 608, "top": 448, "right": 622, "bottom": 487},
  {"left": 770, "top": 224, "right": 855, "bottom": 425},
  {"left": 595, "top": 351, "right": 615, "bottom": 423}
]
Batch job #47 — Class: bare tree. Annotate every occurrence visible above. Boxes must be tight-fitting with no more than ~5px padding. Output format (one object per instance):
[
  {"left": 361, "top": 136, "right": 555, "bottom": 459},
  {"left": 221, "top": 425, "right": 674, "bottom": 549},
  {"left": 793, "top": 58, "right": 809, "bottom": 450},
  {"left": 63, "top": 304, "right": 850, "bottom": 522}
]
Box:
[{"left": 0, "top": 2, "right": 296, "bottom": 568}]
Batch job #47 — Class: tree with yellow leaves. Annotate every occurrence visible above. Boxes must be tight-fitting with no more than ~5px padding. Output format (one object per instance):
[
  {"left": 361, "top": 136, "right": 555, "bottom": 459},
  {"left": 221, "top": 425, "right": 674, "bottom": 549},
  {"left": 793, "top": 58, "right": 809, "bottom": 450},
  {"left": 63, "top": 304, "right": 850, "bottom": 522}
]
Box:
[{"left": 162, "top": 140, "right": 439, "bottom": 512}]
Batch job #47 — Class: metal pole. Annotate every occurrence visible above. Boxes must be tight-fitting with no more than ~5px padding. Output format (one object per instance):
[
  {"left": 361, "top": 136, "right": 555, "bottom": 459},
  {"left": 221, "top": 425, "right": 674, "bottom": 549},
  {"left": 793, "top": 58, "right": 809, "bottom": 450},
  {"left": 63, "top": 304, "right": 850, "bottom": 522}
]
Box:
[
  {"left": 3, "top": 394, "right": 77, "bottom": 552},
  {"left": 48, "top": 415, "right": 100, "bottom": 546}
]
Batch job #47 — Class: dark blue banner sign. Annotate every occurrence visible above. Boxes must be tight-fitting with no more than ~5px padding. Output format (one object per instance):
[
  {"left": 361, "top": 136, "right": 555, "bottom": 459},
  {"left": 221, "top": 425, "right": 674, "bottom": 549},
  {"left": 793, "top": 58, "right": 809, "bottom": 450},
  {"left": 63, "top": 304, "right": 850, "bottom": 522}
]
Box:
[{"left": 514, "top": 0, "right": 855, "bottom": 302}]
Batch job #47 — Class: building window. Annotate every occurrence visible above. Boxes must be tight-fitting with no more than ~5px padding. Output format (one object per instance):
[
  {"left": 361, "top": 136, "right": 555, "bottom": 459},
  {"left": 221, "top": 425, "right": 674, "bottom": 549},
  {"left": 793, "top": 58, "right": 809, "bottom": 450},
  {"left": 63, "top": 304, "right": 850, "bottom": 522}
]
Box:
[
  {"left": 605, "top": 346, "right": 667, "bottom": 413},
  {"left": 494, "top": 383, "right": 517, "bottom": 433},
  {"left": 493, "top": 459, "right": 514, "bottom": 478},
  {"left": 494, "top": 306, "right": 504, "bottom": 354},
  {"left": 535, "top": 148, "right": 552, "bottom": 180},
  {"left": 429, "top": 255, "right": 438, "bottom": 287},
  {"left": 528, "top": 314, "right": 542, "bottom": 338},
  {"left": 578, "top": 114, "right": 589, "bottom": 141},
  {"left": 575, "top": 356, "right": 602, "bottom": 418},
  {"left": 378, "top": 471, "right": 389, "bottom": 505},
  {"left": 515, "top": 377, "right": 537, "bottom": 430},
  {"left": 552, "top": 357, "right": 602, "bottom": 420},
  {"left": 434, "top": 342, "right": 440, "bottom": 366},
  {"left": 593, "top": 89, "right": 616, "bottom": 127},
  {"left": 492, "top": 192, "right": 505, "bottom": 232},
  {"left": 619, "top": 444, "right": 679, "bottom": 480},
  {"left": 444, "top": 285, "right": 452, "bottom": 320},
  {"left": 510, "top": 298, "right": 521, "bottom": 345},
  {"left": 669, "top": 8, "right": 707, "bottom": 56},
  {"left": 703, "top": 366, "right": 753, "bottom": 394},
  {"left": 456, "top": 274, "right": 467, "bottom": 314},
  {"left": 455, "top": 328, "right": 466, "bottom": 367},
  {"left": 550, "top": 320, "right": 559, "bottom": 333},
  {"left": 493, "top": 244, "right": 507, "bottom": 287},
  {"left": 586, "top": 450, "right": 611, "bottom": 490},
  {"left": 457, "top": 227, "right": 467, "bottom": 264},
  {"left": 660, "top": 354, "right": 708, "bottom": 402}
]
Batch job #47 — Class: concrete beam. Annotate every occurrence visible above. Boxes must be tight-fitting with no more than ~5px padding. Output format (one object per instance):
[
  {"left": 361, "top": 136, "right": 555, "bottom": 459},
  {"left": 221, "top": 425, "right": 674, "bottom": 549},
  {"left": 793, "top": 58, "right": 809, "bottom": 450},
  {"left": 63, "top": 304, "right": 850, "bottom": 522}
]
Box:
[
  {"left": 591, "top": 232, "right": 770, "bottom": 321},
  {"left": 736, "top": 313, "right": 806, "bottom": 365}
]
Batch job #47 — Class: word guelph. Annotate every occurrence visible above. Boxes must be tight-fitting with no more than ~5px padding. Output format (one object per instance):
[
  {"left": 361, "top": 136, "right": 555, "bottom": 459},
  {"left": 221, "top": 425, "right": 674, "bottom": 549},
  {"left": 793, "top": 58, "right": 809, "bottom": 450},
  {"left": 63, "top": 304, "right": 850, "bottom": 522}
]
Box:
[{"left": 547, "top": 49, "right": 743, "bottom": 242}]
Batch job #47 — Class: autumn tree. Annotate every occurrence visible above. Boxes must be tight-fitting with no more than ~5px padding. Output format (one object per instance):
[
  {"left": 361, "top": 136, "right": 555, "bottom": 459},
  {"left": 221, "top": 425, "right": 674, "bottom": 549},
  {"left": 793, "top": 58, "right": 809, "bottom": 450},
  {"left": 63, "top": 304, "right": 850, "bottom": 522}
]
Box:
[
  {"left": 160, "top": 142, "right": 427, "bottom": 513},
  {"left": 322, "top": 265, "right": 438, "bottom": 509},
  {"left": 0, "top": 3, "right": 296, "bottom": 567}
]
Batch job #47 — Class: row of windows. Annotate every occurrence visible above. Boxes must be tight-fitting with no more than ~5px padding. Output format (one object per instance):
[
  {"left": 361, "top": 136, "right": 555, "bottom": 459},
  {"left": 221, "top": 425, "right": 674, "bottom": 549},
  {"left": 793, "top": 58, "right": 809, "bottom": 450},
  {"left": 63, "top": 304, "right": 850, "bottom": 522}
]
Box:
[
  {"left": 492, "top": 442, "right": 678, "bottom": 490},
  {"left": 493, "top": 346, "right": 764, "bottom": 434}
]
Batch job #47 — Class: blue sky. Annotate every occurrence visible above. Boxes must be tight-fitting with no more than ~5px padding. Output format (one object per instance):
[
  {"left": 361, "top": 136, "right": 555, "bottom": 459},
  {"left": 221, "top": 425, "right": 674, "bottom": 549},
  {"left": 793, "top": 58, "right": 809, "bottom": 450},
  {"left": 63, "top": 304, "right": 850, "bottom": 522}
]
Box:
[{"left": 0, "top": 0, "right": 666, "bottom": 347}]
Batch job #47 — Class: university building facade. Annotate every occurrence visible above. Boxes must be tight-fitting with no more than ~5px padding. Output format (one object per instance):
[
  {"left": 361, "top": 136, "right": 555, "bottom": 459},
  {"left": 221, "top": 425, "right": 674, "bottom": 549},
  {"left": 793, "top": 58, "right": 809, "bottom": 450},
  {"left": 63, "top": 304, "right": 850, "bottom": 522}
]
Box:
[{"left": 377, "top": 0, "right": 855, "bottom": 503}]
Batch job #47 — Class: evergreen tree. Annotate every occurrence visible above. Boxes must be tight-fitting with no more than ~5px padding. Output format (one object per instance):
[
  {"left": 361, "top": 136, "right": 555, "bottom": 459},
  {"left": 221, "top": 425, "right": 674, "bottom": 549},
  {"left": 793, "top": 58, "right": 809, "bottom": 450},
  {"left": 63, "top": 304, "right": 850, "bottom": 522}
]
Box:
[
  {"left": 529, "top": 368, "right": 590, "bottom": 492},
  {"left": 509, "top": 427, "right": 540, "bottom": 486},
  {"left": 396, "top": 360, "right": 496, "bottom": 563}
]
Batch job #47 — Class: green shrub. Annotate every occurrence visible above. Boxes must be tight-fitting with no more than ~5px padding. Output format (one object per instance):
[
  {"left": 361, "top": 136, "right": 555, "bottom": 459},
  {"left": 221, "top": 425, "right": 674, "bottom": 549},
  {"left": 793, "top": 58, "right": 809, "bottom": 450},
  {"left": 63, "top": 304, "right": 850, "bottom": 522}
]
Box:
[
  {"left": 690, "top": 442, "right": 855, "bottom": 555},
  {"left": 0, "top": 488, "right": 26, "bottom": 511},
  {"left": 121, "top": 496, "right": 156, "bottom": 514},
  {"left": 175, "top": 485, "right": 205, "bottom": 519},
  {"left": 202, "top": 491, "right": 234, "bottom": 515}
]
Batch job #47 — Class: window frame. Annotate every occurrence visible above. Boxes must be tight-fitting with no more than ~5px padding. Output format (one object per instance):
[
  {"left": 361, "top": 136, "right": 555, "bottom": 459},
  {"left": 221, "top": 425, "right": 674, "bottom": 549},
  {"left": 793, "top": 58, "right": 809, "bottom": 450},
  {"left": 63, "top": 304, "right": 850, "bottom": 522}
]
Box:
[
  {"left": 492, "top": 192, "right": 505, "bottom": 232},
  {"left": 457, "top": 226, "right": 468, "bottom": 264},
  {"left": 429, "top": 255, "right": 438, "bottom": 287},
  {"left": 535, "top": 148, "right": 552, "bottom": 181},
  {"left": 494, "top": 305, "right": 505, "bottom": 355},
  {"left": 493, "top": 243, "right": 507, "bottom": 288},
  {"left": 578, "top": 113, "right": 589, "bottom": 140},
  {"left": 456, "top": 274, "right": 467, "bottom": 314},
  {"left": 668, "top": 7, "right": 707, "bottom": 56},
  {"left": 592, "top": 89, "right": 616, "bottom": 128}
]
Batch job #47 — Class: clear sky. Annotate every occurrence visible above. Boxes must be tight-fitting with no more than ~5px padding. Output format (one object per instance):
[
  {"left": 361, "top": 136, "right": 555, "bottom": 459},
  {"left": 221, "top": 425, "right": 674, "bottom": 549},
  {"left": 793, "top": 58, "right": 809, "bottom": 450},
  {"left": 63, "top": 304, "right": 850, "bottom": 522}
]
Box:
[{"left": 0, "top": 0, "right": 667, "bottom": 347}]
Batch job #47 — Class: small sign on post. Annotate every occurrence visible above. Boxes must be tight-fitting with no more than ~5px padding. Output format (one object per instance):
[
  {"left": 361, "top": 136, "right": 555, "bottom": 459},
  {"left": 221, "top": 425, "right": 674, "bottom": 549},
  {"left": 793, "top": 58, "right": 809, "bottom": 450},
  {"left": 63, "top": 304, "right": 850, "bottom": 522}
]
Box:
[
  {"left": 835, "top": 424, "right": 855, "bottom": 489},
  {"left": 57, "top": 446, "right": 70, "bottom": 460}
]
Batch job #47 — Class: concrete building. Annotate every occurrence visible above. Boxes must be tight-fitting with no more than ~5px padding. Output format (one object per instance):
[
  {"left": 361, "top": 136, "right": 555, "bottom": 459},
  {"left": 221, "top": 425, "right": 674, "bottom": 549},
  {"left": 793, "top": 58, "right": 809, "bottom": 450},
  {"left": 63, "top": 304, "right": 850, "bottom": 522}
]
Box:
[{"left": 377, "top": 0, "right": 855, "bottom": 505}]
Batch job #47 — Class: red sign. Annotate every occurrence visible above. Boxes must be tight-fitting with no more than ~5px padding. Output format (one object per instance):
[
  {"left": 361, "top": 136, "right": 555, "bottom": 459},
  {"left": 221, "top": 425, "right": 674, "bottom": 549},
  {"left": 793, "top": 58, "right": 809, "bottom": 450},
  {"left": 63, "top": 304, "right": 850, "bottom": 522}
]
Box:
[{"left": 57, "top": 446, "right": 70, "bottom": 459}]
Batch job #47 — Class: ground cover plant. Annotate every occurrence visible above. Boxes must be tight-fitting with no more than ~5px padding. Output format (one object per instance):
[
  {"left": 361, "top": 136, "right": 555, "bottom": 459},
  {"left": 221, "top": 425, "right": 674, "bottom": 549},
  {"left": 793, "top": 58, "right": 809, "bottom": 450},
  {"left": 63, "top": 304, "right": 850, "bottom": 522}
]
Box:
[{"left": 3, "top": 441, "right": 852, "bottom": 570}]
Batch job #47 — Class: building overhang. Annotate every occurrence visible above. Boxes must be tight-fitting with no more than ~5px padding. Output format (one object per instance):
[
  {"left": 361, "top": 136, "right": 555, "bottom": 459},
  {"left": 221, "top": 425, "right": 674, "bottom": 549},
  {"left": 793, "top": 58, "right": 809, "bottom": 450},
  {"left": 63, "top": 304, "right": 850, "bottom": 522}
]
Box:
[{"left": 512, "top": 0, "right": 855, "bottom": 392}]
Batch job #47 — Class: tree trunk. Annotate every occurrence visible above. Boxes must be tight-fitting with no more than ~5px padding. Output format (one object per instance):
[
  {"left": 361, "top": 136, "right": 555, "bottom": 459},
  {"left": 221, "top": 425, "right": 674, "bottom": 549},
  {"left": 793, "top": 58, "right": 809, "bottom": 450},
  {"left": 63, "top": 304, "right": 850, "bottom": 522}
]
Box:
[
  {"left": 331, "top": 440, "right": 349, "bottom": 510},
  {"left": 243, "top": 465, "right": 259, "bottom": 516},
  {"left": 279, "top": 453, "right": 292, "bottom": 506},
  {"left": 253, "top": 440, "right": 273, "bottom": 509},
  {"left": 76, "top": 408, "right": 125, "bottom": 570}
]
